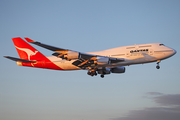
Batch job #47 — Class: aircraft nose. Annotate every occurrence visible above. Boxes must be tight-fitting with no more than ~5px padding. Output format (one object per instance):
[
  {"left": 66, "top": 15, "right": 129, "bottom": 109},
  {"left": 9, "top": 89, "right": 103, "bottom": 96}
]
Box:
[{"left": 173, "top": 49, "right": 177, "bottom": 55}]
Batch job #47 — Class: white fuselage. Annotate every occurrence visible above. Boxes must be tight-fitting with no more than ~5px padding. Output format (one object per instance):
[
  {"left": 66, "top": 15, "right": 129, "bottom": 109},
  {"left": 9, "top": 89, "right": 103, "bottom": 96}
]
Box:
[{"left": 47, "top": 43, "right": 176, "bottom": 70}]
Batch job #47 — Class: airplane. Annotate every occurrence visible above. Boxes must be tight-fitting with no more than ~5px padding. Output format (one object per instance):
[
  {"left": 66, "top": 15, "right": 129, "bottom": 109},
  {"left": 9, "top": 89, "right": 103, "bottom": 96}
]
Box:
[{"left": 4, "top": 37, "right": 176, "bottom": 78}]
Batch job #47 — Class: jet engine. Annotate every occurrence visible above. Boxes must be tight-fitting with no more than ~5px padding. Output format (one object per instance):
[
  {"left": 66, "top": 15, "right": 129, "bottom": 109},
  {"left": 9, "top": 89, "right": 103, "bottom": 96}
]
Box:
[
  {"left": 64, "top": 51, "right": 80, "bottom": 60},
  {"left": 97, "top": 68, "right": 111, "bottom": 75},
  {"left": 96, "top": 57, "right": 124, "bottom": 65},
  {"left": 97, "top": 57, "right": 110, "bottom": 64},
  {"left": 111, "top": 67, "right": 125, "bottom": 73}
]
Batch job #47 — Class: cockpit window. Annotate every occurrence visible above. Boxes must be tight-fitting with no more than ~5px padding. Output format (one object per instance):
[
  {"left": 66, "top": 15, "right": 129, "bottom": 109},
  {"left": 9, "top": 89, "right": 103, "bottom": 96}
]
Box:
[{"left": 159, "top": 44, "right": 165, "bottom": 46}]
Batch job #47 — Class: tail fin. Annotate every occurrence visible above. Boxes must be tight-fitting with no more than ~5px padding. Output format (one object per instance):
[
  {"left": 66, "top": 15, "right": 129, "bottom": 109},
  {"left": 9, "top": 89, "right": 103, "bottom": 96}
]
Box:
[
  {"left": 12, "top": 37, "right": 46, "bottom": 61},
  {"left": 6, "top": 37, "right": 63, "bottom": 70}
]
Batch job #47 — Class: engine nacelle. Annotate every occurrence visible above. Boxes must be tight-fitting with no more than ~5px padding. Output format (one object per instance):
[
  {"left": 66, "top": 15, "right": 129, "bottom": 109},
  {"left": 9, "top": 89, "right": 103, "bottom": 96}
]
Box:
[
  {"left": 97, "top": 57, "right": 110, "bottom": 64},
  {"left": 64, "top": 51, "right": 80, "bottom": 60},
  {"left": 98, "top": 68, "right": 111, "bottom": 75},
  {"left": 111, "top": 67, "right": 125, "bottom": 73}
]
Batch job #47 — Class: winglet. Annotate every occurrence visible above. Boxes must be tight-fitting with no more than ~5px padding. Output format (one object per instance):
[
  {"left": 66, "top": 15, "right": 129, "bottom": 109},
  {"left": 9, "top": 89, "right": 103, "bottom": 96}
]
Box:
[{"left": 24, "top": 37, "right": 35, "bottom": 43}]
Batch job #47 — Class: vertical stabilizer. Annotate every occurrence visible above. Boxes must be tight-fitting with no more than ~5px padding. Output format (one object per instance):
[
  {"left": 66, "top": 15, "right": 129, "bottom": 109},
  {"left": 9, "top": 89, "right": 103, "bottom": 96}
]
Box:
[
  {"left": 12, "top": 37, "right": 46, "bottom": 61},
  {"left": 11, "top": 37, "right": 63, "bottom": 70}
]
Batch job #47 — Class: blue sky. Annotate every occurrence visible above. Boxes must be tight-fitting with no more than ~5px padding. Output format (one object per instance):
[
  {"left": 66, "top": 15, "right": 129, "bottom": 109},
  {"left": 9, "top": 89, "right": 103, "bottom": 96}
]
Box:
[{"left": 0, "top": 0, "right": 180, "bottom": 120}]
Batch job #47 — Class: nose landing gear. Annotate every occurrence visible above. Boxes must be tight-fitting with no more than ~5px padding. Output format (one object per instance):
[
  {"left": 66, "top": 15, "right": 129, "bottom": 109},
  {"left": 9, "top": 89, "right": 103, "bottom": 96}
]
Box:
[
  {"left": 156, "top": 60, "right": 161, "bottom": 69},
  {"left": 100, "top": 74, "right": 104, "bottom": 78}
]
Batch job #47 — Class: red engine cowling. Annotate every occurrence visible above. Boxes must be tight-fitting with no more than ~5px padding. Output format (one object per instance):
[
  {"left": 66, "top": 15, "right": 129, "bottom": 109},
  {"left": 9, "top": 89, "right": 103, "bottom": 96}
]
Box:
[{"left": 111, "top": 67, "right": 125, "bottom": 73}]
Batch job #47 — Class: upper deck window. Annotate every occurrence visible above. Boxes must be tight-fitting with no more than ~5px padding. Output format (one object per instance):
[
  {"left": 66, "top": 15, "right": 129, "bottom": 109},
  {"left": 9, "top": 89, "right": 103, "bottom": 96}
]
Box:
[{"left": 159, "top": 44, "right": 165, "bottom": 46}]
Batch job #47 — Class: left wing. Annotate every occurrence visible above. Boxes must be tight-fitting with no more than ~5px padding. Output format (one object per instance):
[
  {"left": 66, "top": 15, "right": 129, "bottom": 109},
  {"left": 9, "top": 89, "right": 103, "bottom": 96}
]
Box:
[{"left": 24, "top": 37, "right": 124, "bottom": 69}]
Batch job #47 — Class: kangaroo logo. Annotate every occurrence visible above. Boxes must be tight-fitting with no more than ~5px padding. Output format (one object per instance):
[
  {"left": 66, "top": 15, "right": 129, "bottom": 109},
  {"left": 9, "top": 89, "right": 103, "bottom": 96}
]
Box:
[{"left": 15, "top": 46, "right": 38, "bottom": 60}]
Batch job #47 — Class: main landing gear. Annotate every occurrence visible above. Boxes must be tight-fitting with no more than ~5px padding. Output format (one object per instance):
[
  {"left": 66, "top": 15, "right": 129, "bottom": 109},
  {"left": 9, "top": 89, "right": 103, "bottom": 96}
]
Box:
[
  {"left": 87, "top": 70, "right": 105, "bottom": 78},
  {"left": 156, "top": 60, "right": 161, "bottom": 69},
  {"left": 87, "top": 71, "right": 97, "bottom": 76}
]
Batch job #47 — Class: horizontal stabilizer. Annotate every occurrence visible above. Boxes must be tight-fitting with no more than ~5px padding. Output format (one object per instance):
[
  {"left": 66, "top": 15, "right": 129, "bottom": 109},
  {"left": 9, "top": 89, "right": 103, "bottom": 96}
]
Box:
[{"left": 4, "top": 56, "right": 36, "bottom": 63}]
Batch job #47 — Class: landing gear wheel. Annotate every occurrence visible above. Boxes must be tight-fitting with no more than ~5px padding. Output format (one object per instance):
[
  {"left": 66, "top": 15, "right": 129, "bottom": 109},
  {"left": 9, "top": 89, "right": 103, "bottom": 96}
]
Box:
[
  {"left": 90, "top": 72, "right": 94, "bottom": 76},
  {"left": 95, "top": 72, "right": 97, "bottom": 76},
  {"left": 100, "top": 75, "right": 104, "bottom": 78},
  {"left": 87, "top": 71, "right": 91, "bottom": 75},
  {"left": 156, "top": 60, "right": 161, "bottom": 69},
  {"left": 156, "top": 65, "right": 160, "bottom": 69}
]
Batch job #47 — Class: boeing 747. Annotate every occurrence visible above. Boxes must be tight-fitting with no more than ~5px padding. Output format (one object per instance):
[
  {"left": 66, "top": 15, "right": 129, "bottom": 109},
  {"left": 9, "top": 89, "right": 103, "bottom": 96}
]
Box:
[{"left": 4, "top": 37, "right": 176, "bottom": 78}]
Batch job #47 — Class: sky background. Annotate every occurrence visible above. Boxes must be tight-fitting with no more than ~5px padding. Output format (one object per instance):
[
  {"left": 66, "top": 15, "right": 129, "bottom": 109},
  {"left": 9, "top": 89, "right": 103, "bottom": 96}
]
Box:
[{"left": 0, "top": 0, "right": 180, "bottom": 120}]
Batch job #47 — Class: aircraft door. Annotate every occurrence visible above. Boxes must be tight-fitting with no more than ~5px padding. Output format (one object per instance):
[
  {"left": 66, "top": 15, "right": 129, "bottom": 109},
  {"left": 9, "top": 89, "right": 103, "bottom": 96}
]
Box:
[
  {"left": 126, "top": 52, "right": 130, "bottom": 57},
  {"left": 149, "top": 49, "right": 153, "bottom": 55}
]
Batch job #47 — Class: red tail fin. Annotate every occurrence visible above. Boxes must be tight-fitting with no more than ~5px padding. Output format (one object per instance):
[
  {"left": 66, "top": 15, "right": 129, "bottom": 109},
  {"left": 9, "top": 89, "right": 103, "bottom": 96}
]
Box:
[
  {"left": 12, "top": 37, "right": 46, "bottom": 61},
  {"left": 9, "top": 37, "right": 63, "bottom": 70}
]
